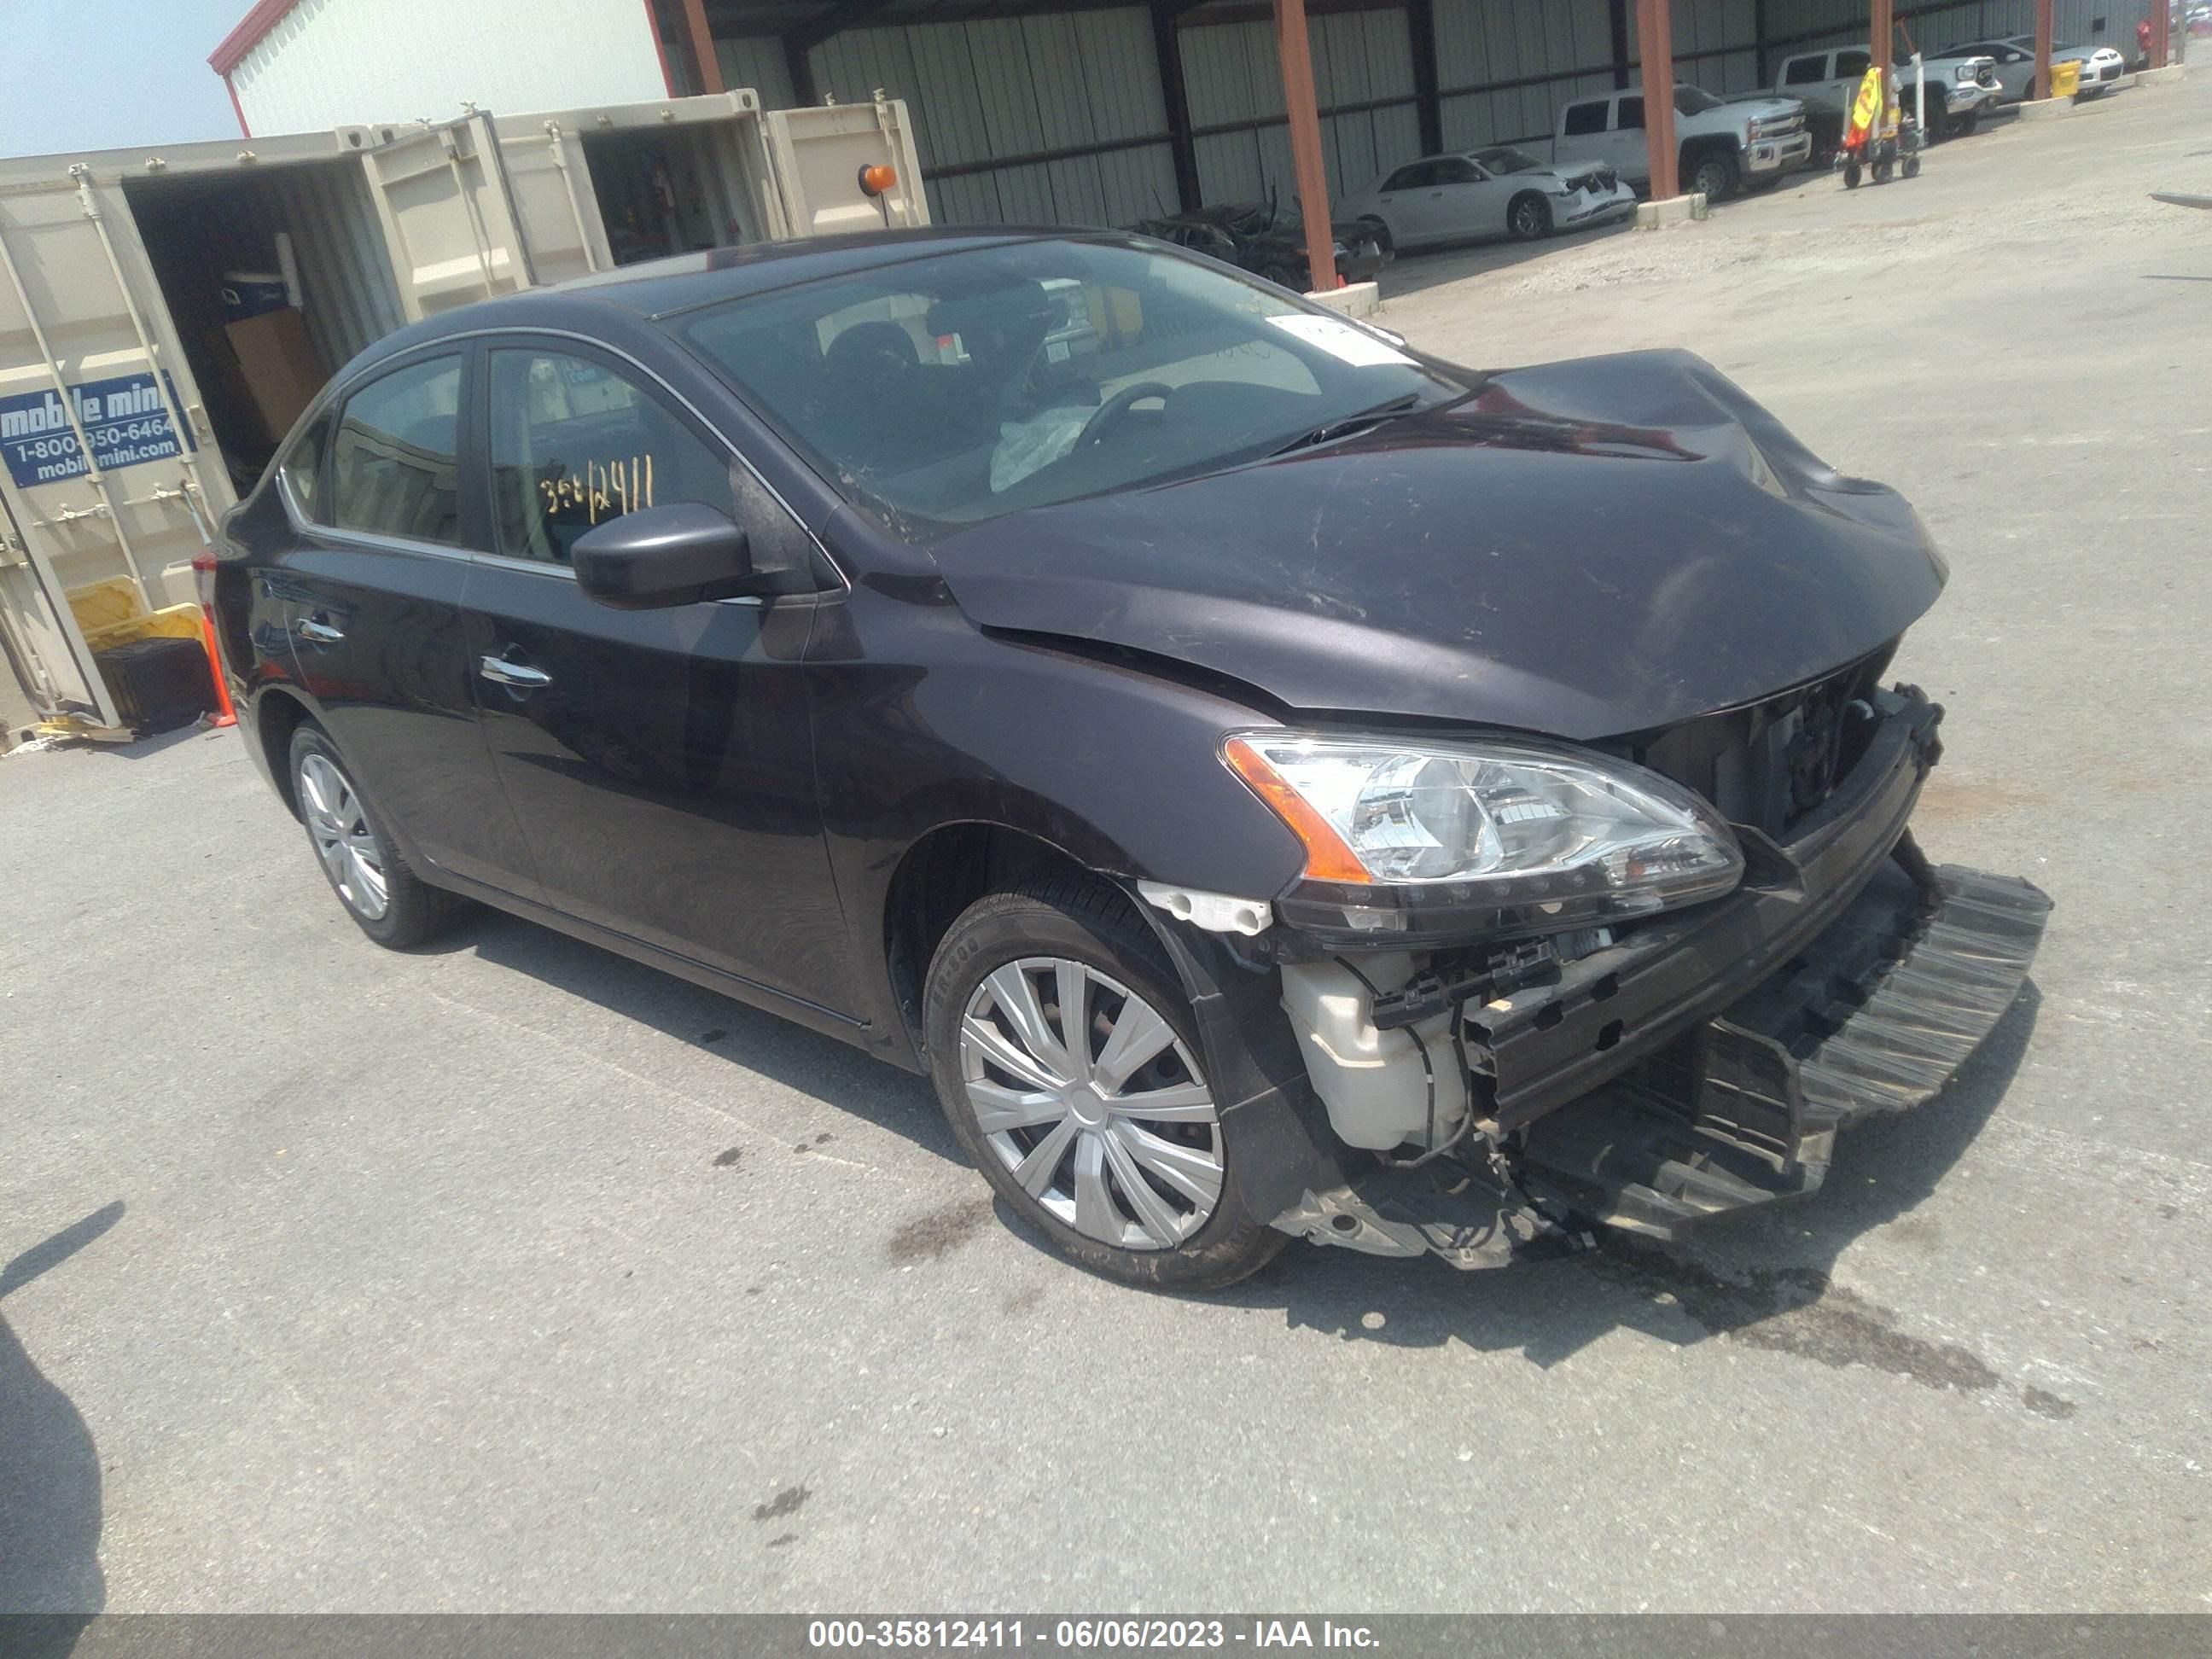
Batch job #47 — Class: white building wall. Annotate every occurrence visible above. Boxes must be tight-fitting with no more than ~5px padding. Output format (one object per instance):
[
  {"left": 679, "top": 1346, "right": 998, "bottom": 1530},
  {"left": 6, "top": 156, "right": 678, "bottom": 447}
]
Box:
[{"left": 229, "top": 0, "right": 668, "bottom": 135}]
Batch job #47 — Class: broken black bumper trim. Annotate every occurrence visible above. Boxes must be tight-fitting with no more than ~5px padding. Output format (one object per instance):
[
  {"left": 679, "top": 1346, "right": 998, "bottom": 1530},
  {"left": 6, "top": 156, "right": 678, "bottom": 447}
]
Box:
[
  {"left": 1516, "top": 856, "right": 2051, "bottom": 1240},
  {"left": 1470, "top": 685, "right": 1945, "bottom": 1134}
]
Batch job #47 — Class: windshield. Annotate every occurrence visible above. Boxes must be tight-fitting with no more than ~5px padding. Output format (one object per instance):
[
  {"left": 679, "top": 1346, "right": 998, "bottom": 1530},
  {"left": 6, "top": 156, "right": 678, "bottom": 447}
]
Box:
[
  {"left": 676, "top": 238, "right": 1465, "bottom": 536},
  {"left": 1673, "top": 85, "right": 1723, "bottom": 114},
  {"left": 1474, "top": 147, "right": 1545, "bottom": 175}
]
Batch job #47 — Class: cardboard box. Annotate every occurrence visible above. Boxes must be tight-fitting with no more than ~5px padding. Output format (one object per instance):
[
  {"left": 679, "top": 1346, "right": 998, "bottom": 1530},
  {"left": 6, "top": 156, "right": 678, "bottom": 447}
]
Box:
[{"left": 224, "top": 306, "right": 327, "bottom": 445}]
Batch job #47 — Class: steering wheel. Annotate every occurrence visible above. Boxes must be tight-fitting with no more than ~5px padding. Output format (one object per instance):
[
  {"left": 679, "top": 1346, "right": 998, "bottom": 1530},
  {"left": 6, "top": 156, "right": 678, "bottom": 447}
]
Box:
[{"left": 1078, "top": 381, "right": 1174, "bottom": 447}]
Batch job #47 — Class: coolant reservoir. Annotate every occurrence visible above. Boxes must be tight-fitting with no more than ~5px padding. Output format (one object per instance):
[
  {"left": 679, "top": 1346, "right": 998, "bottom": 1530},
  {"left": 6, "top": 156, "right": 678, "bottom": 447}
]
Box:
[{"left": 1278, "top": 956, "right": 1470, "bottom": 1151}]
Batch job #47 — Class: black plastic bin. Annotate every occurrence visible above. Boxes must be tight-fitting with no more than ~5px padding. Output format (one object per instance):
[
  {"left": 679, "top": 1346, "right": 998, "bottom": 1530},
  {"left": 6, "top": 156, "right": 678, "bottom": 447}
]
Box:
[{"left": 94, "top": 635, "right": 216, "bottom": 733}]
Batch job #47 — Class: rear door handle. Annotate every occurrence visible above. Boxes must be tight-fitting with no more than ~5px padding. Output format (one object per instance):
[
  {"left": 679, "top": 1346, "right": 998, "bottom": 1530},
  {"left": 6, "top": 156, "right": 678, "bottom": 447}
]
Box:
[
  {"left": 295, "top": 615, "right": 344, "bottom": 643},
  {"left": 480, "top": 654, "right": 551, "bottom": 689}
]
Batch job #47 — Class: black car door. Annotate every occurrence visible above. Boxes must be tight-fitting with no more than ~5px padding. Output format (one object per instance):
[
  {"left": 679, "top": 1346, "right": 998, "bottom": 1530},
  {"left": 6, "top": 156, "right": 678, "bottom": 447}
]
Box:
[
  {"left": 281, "top": 346, "right": 540, "bottom": 897},
  {"left": 458, "top": 336, "right": 855, "bottom": 1016}
]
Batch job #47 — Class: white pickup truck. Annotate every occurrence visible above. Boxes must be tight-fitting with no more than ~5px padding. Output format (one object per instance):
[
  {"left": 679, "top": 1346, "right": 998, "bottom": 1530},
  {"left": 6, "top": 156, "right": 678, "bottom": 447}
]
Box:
[
  {"left": 1551, "top": 84, "right": 1813, "bottom": 203},
  {"left": 1776, "top": 44, "right": 2001, "bottom": 143}
]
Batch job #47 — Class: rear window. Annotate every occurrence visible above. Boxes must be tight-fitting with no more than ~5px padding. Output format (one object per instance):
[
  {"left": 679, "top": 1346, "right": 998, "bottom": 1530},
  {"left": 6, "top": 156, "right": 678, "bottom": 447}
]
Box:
[
  {"left": 1618, "top": 96, "right": 1645, "bottom": 130},
  {"left": 329, "top": 355, "right": 463, "bottom": 546},
  {"left": 1837, "top": 49, "right": 1872, "bottom": 77},
  {"left": 1562, "top": 101, "right": 1609, "bottom": 137},
  {"left": 1783, "top": 55, "right": 1829, "bottom": 84}
]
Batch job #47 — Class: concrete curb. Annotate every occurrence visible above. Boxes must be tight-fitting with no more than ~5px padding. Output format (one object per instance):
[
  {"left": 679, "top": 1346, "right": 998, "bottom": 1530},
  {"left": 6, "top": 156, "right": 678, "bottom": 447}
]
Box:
[
  {"left": 2137, "top": 64, "right": 2187, "bottom": 86},
  {"left": 2018, "top": 95, "right": 2075, "bottom": 120},
  {"left": 1304, "top": 280, "right": 1382, "bottom": 317},
  {"left": 1635, "top": 191, "right": 1709, "bottom": 230}
]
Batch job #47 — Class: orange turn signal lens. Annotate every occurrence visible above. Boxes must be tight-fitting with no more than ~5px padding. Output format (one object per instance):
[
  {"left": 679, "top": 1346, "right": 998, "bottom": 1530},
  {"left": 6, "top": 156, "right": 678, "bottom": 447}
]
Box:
[
  {"left": 1223, "top": 737, "right": 1371, "bottom": 886},
  {"left": 859, "top": 163, "right": 899, "bottom": 197}
]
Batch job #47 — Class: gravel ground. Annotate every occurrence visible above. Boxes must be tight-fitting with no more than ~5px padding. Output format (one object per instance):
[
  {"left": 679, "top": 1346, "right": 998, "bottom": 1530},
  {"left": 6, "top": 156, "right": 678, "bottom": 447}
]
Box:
[{"left": 3, "top": 74, "right": 2209, "bottom": 1616}]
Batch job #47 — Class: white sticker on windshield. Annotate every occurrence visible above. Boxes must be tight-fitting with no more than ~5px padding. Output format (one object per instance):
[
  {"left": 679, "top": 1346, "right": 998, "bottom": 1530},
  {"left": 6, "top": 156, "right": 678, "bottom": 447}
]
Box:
[{"left": 1265, "top": 312, "right": 1417, "bottom": 367}]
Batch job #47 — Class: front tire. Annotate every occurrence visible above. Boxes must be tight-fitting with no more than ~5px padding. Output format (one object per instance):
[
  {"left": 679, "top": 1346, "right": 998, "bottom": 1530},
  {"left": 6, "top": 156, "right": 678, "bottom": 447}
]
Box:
[
  {"left": 1506, "top": 191, "right": 1552, "bottom": 240},
  {"left": 1688, "top": 149, "right": 1740, "bottom": 202},
  {"left": 288, "top": 724, "right": 468, "bottom": 949},
  {"left": 923, "top": 879, "right": 1285, "bottom": 1289}
]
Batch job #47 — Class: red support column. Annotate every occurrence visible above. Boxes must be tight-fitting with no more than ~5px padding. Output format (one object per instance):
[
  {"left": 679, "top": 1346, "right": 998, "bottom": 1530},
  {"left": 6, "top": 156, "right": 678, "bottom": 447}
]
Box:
[
  {"left": 2033, "top": 0, "right": 2054, "bottom": 100},
  {"left": 681, "top": 0, "right": 725, "bottom": 94},
  {"left": 2151, "top": 0, "right": 2169, "bottom": 69},
  {"left": 1870, "top": 0, "right": 1894, "bottom": 119},
  {"left": 1635, "top": 0, "right": 1679, "bottom": 201},
  {"left": 1274, "top": 0, "right": 1339, "bottom": 293}
]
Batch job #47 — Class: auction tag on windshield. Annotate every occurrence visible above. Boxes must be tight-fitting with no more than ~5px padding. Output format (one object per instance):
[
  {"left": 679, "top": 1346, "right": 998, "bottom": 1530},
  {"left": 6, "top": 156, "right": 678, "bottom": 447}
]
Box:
[{"left": 1265, "top": 312, "right": 1416, "bottom": 367}]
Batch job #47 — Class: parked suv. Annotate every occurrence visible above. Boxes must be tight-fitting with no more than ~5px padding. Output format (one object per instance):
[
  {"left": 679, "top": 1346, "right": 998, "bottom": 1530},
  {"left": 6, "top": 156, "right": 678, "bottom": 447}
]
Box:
[
  {"left": 212, "top": 229, "right": 2048, "bottom": 1289},
  {"left": 1551, "top": 84, "right": 1812, "bottom": 202}
]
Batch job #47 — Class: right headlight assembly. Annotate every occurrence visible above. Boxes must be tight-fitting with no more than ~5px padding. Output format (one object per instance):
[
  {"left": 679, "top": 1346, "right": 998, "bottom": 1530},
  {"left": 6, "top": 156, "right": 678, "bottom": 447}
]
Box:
[{"left": 1225, "top": 731, "right": 1744, "bottom": 941}]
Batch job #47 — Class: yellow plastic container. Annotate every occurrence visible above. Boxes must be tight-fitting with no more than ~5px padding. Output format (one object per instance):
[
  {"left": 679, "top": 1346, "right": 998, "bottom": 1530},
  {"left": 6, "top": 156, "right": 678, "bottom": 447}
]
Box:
[
  {"left": 67, "top": 577, "right": 202, "bottom": 654},
  {"left": 2051, "top": 61, "right": 2081, "bottom": 98}
]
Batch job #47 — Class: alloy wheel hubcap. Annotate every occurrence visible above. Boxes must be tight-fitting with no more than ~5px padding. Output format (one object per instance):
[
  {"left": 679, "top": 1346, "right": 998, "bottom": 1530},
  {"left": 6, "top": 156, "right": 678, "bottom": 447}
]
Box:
[
  {"left": 299, "top": 752, "right": 388, "bottom": 920},
  {"left": 959, "top": 958, "right": 1222, "bottom": 1251}
]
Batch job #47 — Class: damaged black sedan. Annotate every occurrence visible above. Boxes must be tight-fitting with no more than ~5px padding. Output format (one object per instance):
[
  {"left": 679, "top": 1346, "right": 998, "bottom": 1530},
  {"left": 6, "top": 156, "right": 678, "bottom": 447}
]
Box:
[
  {"left": 1130, "top": 201, "right": 1389, "bottom": 292},
  {"left": 211, "top": 228, "right": 2047, "bottom": 1289}
]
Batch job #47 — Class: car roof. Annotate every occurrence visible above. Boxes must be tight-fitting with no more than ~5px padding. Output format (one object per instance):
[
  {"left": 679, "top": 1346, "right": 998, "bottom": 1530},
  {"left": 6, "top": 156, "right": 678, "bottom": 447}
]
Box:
[
  {"left": 332, "top": 226, "right": 1135, "bottom": 381},
  {"left": 548, "top": 226, "right": 1077, "bottom": 315}
]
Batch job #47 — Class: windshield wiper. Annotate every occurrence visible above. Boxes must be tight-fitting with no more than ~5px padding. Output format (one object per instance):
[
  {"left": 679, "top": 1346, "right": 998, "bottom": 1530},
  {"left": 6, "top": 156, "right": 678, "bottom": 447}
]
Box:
[{"left": 1268, "top": 393, "right": 1428, "bottom": 457}]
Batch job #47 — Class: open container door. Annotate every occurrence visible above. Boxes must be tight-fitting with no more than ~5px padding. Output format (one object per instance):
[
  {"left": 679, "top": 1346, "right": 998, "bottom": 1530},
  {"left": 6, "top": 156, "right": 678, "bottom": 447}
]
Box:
[
  {"left": 757, "top": 97, "right": 929, "bottom": 240},
  {"left": 0, "top": 486, "right": 121, "bottom": 729},
  {"left": 492, "top": 117, "right": 618, "bottom": 284},
  {"left": 0, "top": 160, "right": 232, "bottom": 731},
  {"left": 360, "top": 112, "right": 536, "bottom": 319},
  {"left": 492, "top": 90, "right": 777, "bottom": 271}
]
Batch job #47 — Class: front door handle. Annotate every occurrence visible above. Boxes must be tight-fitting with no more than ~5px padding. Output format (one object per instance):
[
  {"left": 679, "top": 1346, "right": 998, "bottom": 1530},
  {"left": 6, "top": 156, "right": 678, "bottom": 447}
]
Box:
[
  {"left": 480, "top": 653, "right": 551, "bottom": 690},
  {"left": 295, "top": 615, "right": 344, "bottom": 643}
]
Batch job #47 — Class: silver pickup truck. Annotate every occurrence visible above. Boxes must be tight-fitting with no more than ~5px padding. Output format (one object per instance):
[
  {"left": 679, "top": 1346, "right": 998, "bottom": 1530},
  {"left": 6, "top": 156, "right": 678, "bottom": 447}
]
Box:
[{"left": 1551, "top": 84, "right": 1813, "bottom": 203}]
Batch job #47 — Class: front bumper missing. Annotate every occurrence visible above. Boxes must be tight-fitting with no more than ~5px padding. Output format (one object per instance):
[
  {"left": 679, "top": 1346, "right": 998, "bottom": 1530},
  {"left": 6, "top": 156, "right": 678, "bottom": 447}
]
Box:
[{"left": 1269, "top": 686, "right": 2052, "bottom": 1266}]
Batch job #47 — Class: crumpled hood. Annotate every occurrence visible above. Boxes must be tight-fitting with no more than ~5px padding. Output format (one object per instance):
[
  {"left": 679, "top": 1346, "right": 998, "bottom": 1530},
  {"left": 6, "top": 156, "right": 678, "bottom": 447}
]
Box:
[{"left": 926, "top": 348, "right": 1947, "bottom": 741}]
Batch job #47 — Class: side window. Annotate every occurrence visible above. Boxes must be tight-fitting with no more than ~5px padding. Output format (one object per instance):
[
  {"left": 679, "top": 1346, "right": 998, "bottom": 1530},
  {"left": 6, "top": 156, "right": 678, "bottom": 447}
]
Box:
[
  {"left": 1837, "top": 49, "right": 1871, "bottom": 78},
  {"left": 1617, "top": 96, "right": 1644, "bottom": 131},
  {"left": 280, "top": 413, "right": 330, "bottom": 521},
  {"left": 1434, "top": 158, "right": 1482, "bottom": 184},
  {"left": 488, "top": 349, "right": 735, "bottom": 566},
  {"left": 1562, "top": 101, "right": 1609, "bottom": 137},
  {"left": 1381, "top": 163, "right": 1429, "bottom": 191},
  {"left": 1783, "top": 55, "right": 1828, "bottom": 84},
  {"left": 330, "top": 355, "right": 464, "bottom": 545}
]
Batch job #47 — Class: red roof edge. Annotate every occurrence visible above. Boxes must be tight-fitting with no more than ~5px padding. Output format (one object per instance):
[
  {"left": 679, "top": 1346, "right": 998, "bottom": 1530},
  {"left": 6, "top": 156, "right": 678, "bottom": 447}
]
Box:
[{"left": 208, "top": 0, "right": 300, "bottom": 76}]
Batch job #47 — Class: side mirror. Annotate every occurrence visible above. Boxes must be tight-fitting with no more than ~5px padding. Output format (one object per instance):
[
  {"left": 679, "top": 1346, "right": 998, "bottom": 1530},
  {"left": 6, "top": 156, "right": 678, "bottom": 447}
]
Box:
[{"left": 573, "top": 503, "right": 756, "bottom": 609}]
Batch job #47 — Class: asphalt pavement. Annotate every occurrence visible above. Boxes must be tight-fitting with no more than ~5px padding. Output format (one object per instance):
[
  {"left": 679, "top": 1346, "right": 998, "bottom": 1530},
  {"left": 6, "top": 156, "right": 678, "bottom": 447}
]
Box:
[{"left": 3, "top": 73, "right": 2209, "bottom": 1614}]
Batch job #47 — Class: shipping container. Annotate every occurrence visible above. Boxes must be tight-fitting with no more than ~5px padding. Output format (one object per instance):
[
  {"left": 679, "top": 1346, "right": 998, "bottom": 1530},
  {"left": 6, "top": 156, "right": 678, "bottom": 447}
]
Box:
[{"left": 0, "top": 89, "right": 926, "bottom": 734}]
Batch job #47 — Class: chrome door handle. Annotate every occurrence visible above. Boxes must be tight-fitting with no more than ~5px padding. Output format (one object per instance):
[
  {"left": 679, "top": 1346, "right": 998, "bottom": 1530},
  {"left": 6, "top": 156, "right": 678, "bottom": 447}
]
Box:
[
  {"left": 479, "top": 654, "right": 551, "bottom": 689},
  {"left": 295, "top": 617, "right": 345, "bottom": 643}
]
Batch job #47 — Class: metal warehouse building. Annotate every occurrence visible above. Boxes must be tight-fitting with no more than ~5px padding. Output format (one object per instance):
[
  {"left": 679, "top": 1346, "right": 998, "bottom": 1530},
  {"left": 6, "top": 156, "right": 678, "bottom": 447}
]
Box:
[{"left": 216, "top": 0, "right": 2155, "bottom": 225}]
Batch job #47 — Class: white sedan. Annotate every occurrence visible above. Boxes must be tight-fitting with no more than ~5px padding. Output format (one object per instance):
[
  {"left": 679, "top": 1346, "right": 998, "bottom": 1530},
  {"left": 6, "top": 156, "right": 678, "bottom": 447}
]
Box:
[
  {"left": 1942, "top": 36, "right": 2129, "bottom": 99},
  {"left": 1337, "top": 147, "right": 1639, "bottom": 253}
]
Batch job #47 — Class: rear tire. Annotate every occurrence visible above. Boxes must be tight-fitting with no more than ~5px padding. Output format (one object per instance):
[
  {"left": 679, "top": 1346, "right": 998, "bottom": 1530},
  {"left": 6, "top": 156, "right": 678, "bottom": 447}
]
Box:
[
  {"left": 923, "top": 877, "right": 1286, "bottom": 1290},
  {"left": 288, "top": 723, "right": 468, "bottom": 949},
  {"left": 1843, "top": 157, "right": 1865, "bottom": 189},
  {"left": 1506, "top": 191, "right": 1553, "bottom": 240}
]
